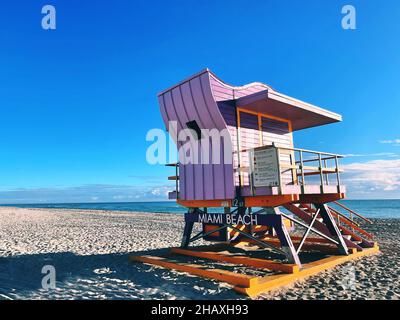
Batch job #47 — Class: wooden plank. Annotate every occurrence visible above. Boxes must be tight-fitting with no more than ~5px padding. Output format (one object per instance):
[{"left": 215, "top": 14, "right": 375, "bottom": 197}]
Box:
[
  {"left": 333, "top": 201, "right": 373, "bottom": 224},
  {"left": 328, "top": 207, "right": 374, "bottom": 239},
  {"left": 280, "top": 164, "right": 344, "bottom": 174},
  {"left": 324, "top": 206, "right": 360, "bottom": 226},
  {"left": 297, "top": 170, "right": 343, "bottom": 177},
  {"left": 234, "top": 237, "right": 346, "bottom": 254},
  {"left": 338, "top": 224, "right": 363, "bottom": 242},
  {"left": 177, "top": 199, "right": 232, "bottom": 208},
  {"left": 165, "top": 163, "right": 178, "bottom": 167},
  {"left": 130, "top": 255, "right": 258, "bottom": 288},
  {"left": 234, "top": 245, "right": 380, "bottom": 297},
  {"left": 171, "top": 248, "right": 299, "bottom": 274},
  {"left": 299, "top": 193, "right": 345, "bottom": 204},
  {"left": 280, "top": 163, "right": 298, "bottom": 170},
  {"left": 271, "top": 235, "right": 334, "bottom": 245},
  {"left": 168, "top": 176, "right": 179, "bottom": 180},
  {"left": 131, "top": 245, "right": 379, "bottom": 297},
  {"left": 244, "top": 194, "right": 299, "bottom": 207}
]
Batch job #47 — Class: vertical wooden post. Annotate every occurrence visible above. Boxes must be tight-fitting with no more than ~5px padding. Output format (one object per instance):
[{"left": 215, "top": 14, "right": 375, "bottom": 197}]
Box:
[
  {"left": 273, "top": 220, "right": 302, "bottom": 267},
  {"left": 299, "top": 150, "right": 305, "bottom": 194},
  {"left": 318, "top": 153, "right": 324, "bottom": 194},
  {"left": 176, "top": 163, "right": 179, "bottom": 199},
  {"left": 265, "top": 207, "right": 302, "bottom": 267},
  {"left": 324, "top": 159, "right": 329, "bottom": 185},
  {"left": 248, "top": 149, "right": 255, "bottom": 196},
  {"left": 181, "top": 209, "right": 195, "bottom": 248},
  {"left": 235, "top": 107, "right": 243, "bottom": 188},
  {"left": 335, "top": 156, "right": 341, "bottom": 193},
  {"left": 181, "top": 221, "right": 194, "bottom": 248},
  {"left": 275, "top": 147, "right": 283, "bottom": 195}
]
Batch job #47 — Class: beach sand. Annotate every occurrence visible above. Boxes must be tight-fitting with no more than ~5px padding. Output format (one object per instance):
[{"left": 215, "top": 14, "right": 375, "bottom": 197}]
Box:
[{"left": 0, "top": 206, "right": 399, "bottom": 300}]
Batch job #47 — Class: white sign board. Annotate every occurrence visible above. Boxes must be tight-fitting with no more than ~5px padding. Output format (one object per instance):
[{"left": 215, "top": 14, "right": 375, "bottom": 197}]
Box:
[{"left": 250, "top": 147, "right": 280, "bottom": 187}]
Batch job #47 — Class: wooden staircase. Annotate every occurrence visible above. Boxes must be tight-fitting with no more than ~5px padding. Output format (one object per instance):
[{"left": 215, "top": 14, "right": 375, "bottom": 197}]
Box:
[{"left": 285, "top": 202, "right": 376, "bottom": 252}]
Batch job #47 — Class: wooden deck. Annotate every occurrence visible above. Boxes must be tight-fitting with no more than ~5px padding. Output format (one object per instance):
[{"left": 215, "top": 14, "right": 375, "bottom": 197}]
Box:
[
  {"left": 176, "top": 190, "right": 345, "bottom": 208},
  {"left": 130, "top": 244, "right": 379, "bottom": 298}
]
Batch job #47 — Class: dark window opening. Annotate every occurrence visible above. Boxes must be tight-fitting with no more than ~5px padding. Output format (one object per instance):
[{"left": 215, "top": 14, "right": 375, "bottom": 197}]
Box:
[{"left": 186, "top": 120, "right": 202, "bottom": 140}]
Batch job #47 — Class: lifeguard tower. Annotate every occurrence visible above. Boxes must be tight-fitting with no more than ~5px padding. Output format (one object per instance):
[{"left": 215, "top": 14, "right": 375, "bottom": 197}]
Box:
[{"left": 132, "top": 69, "right": 379, "bottom": 297}]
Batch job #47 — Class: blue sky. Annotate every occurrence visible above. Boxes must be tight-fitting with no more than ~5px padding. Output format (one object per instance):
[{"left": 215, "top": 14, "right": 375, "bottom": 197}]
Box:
[{"left": 0, "top": 0, "right": 399, "bottom": 203}]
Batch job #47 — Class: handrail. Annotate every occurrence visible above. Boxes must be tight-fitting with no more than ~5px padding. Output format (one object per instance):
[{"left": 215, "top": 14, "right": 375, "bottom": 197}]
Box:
[
  {"left": 329, "top": 207, "right": 374, "bottom": 239},
  {"left": 234, "top": 146, "right": 344, "bottom": 158},
  {"left": 273, "top": 146, "right": 345, "bottom": 158},
  {"left": 301, "top": 203, "right": 359, "bottom": 228},
  {"left": 242, "top": 145, "right": 343, "bottom": 192},
  {"left": 333, "top": 201, "right": 373, "bottom": 224},
  {"left": 327, "top": 206, "right": 360, "bottom": 227},
  {"left": 295, "top": 156, "right": 339, "bottom": 164}
]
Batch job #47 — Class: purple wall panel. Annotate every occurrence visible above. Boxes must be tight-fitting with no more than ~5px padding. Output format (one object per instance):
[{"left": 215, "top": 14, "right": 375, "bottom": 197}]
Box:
[
  {"left": 179, "top": 82, "right": 201, "bottom": 200},
  {"left": 200, "top": 74, "right": 229, "bottom": 200},
  {"left": 171, "top": 87, "right": 193, "bottom": 200},
  {"left": 158, "top": 70, "right": 236, "bottom": 201},
  {"left": 189, "top": 76, "right": 211, "bottom": 200}
]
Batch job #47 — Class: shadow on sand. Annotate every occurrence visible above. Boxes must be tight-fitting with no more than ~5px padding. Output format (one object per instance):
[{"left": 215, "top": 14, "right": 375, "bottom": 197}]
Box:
[{"left": 0, "top": 247, "right": 244, "bottom": 300}]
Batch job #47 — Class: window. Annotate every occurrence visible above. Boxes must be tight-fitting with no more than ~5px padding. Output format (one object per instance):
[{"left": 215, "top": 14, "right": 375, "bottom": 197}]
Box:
[{"left": 186, "top": 120, "right": 202, "bottom": 140}]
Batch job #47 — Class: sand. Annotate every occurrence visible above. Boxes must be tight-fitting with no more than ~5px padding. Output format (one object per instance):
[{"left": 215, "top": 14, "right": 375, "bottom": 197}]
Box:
[{"left": 0, "top": 206, "right": 399, "bottom": 300}]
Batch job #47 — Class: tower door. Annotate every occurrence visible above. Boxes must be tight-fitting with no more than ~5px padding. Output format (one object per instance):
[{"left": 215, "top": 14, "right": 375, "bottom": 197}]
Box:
[
  {"left": 235, "top": 109, "right": 296, "bottom": 187},
  {"left": 260, "top": 116, "right": 296, "bottom": 185}
]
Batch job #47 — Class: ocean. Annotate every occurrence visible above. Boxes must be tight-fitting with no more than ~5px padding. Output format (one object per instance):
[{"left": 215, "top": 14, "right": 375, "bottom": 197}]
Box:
[{"left": 1, "top": 200, "right": 400, "bottom": 218}]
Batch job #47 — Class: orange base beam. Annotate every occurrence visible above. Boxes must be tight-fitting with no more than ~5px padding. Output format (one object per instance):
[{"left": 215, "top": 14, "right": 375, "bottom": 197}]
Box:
[
  {"left": 177, "top": 199, "right": 232, "bottom": 208},
  {"left": 130, "top": 245, "right": 379, "bottom": 298},
  {"left": 176, "top": 193, "right": 345, "bottom": 208},
  {"left": 129, "top": 255, "right": 258, "bottom": 288},
  {"left": 244, "top": 194, "right": 299, "bottom": 207},
  {"left": 171, "top": 247, "right": 299, "bottom": 274},
  {"left": 232, "top": 237, "right": 356, "bottom": 254},
  {"left": 235, "top": 245, "right": 379, "bottom": 297}
]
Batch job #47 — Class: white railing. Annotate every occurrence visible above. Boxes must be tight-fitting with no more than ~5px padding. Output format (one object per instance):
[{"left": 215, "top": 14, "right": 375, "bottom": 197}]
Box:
[{"left": 240, "top": 145, "right": 344, "bottom": 194}]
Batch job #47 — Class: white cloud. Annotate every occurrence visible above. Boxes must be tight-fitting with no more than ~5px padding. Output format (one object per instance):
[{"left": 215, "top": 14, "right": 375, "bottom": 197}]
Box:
[
  {"left": 150, "top": 187, "right": 170, "bottom": 196},
  {"left": 342, "top": 159, "right": 400, "bottom": 196},
  {"left": 379, "top": 139, "right": 400, "bottom": 146},
  {"left": 344, "top": 152, "right": 397, "bottom": 157},
  {"left": 0, "top": 184, "right": 174, "bottom": 204}
]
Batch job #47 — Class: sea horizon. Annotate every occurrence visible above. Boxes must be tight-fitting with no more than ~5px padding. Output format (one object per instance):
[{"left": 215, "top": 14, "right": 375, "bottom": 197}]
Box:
[{"left": 1, "top": 199, "right": 399, "bottom": 219}]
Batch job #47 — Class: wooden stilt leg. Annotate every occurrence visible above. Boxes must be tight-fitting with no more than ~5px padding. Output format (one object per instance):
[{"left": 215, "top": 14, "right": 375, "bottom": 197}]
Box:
[
  {"left": 273, "top": 220, "right": 302, "bottom": 267},
  {"left": 315, "top": 204, "right": 348, "bottom": 255},
  {"left": 181, "top": 213, "right": 194, "bottom": 248},
  {"left": 264, "top": 207, "right": 302, "bottom": 267}
]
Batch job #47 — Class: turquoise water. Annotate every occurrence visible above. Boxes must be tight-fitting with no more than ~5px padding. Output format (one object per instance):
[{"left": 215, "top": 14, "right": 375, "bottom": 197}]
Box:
[{"left": 1, "top": 200, "right": 400, "bottom": 218}]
